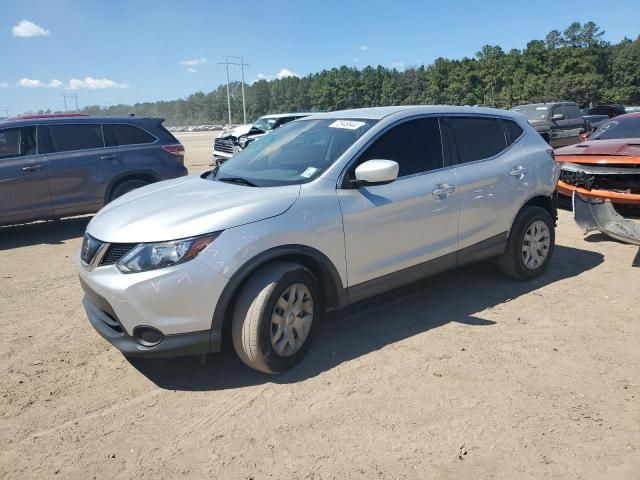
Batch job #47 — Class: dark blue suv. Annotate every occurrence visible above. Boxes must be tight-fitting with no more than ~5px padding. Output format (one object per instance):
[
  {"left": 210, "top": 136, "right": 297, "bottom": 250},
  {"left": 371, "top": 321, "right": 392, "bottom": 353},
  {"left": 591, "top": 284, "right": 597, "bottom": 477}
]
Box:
[{"left": 0, "top": 114, "right": 187, "bottom": 226}]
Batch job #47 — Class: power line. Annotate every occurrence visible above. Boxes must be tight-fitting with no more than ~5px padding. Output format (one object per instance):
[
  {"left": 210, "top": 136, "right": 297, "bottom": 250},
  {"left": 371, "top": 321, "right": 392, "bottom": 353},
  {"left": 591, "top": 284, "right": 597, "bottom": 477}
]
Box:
[
  {"left": 217, "top": 55, "right": 249, "bottom": 124},
  {"left": 0, "top": 108, "right": 8, "bottom": 118}
]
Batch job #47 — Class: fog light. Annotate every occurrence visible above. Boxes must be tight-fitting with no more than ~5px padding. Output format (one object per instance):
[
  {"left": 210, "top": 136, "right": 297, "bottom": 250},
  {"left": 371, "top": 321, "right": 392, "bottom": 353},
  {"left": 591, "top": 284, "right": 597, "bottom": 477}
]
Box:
[{"left": 133, "top": 326, "right": 164, "bottom": 347}]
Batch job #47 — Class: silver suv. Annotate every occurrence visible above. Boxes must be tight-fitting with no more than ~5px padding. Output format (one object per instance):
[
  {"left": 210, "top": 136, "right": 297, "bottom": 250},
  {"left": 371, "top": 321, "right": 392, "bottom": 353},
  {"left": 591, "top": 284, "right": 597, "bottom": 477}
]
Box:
[{"left": 77, "top": 106, "right": 560, "bottom": 373}]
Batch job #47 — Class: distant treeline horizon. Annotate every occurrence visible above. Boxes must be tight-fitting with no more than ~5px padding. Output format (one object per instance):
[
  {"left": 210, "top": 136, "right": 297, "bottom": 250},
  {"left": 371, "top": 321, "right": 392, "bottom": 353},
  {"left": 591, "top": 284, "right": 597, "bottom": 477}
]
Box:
[{"left": 30, "top": 22, "right": 640, "bottom": 125}]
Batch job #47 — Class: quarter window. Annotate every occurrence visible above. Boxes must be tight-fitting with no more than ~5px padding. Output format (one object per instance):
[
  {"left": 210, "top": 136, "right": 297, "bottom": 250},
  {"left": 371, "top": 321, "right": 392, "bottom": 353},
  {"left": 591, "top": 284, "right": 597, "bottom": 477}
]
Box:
[
  {"left": 47, "top": 124, "right": 104, "bottom": 153},
  {"left": 447, "top": 117, "right": 508, "bottom": 164},
  {"left": 358, "top": 118, "right": 444, "bottom": 177},
  {"left": 104, "top": 124, "right": 156, "bottom": 147},
  {"left": 502, "top": 119, "right": 524, "bottom": 144}
]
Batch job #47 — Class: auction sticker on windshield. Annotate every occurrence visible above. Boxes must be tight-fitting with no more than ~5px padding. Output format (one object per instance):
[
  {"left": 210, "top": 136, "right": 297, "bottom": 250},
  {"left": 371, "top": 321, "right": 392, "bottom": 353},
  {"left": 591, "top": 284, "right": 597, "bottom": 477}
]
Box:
[
  {"left": 329, "top": 120, "right": 367, "bottom": 130},
  {"left": 300, "top": 167, "right": 319, "bottom": 178}
]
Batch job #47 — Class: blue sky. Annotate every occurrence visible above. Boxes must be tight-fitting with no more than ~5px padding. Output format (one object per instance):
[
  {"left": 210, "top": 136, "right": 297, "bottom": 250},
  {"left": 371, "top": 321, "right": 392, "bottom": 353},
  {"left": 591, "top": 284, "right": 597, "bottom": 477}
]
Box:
[{"left": 2, "top": 0, "right": 639, "bottom": 114}]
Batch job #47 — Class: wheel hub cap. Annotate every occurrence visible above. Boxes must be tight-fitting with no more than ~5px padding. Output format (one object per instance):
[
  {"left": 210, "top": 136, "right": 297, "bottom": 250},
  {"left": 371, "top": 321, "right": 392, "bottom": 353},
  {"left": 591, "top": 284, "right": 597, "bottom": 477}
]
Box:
[
  {"left": 270, "top": 283, "right": 314, "bottom": 357},
  {"left": 521, "top": 220, "right": 550, "bottom": 270}
]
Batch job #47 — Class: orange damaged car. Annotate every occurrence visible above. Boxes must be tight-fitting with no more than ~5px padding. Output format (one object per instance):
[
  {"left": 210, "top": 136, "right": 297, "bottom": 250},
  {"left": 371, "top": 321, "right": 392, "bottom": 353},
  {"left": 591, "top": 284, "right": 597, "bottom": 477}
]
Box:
[{"left": 555, "top": 112, "right": 640, "bottom": 205}]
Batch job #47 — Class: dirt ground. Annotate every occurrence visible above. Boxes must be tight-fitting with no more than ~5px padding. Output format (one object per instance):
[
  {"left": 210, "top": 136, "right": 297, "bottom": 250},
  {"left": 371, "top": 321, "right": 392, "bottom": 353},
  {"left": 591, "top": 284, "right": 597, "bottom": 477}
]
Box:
[{"left": 1, "top": 131, "right": 639, "bottom": 480}]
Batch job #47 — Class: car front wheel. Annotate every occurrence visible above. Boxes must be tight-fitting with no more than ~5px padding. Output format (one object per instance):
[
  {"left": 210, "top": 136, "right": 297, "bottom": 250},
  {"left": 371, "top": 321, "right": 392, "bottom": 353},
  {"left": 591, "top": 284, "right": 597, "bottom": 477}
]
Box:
[{"left": 232, "top": 261, "right": 320, "bottom": 373}]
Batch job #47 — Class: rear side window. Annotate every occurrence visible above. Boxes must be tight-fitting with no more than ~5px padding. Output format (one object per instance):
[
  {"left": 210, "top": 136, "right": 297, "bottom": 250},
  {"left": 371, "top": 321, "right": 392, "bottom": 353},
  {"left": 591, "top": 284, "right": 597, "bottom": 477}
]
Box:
[
  {"left": 447, "top": 117, "right": 508, "bottom": 164},
  {"left": 104, "top": 124, "right": 156, "bottom": 147},
  {"left": 0, "top": 126, "right": 37, "bottom": 159},
  {"left": 359, "top": 118, "right": 443, "bottom": 177},
  {"left": 47, "top": 124, "right": 104, "bottom": 153},
  {"left": 502, "top": 119, "right": 524, "bottom": 144}
]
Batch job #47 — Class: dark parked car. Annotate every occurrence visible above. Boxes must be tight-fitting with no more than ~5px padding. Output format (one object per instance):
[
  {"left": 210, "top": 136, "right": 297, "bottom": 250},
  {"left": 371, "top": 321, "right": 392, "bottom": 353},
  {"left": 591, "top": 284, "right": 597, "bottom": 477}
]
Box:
[
  {"left": 0, "top": 114, "right": 187, "bottom": 226},
  {"left": 581, "top": 104, "right": 626, "bottom": 118},
  {"left": 511, "top": 102, "right": 586, "bottom": 148}
]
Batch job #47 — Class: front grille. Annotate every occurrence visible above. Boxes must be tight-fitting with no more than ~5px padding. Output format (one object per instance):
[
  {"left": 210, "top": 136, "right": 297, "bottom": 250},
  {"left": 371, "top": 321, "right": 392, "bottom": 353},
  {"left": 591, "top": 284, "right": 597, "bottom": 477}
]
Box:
[
  {"left": 214, "top": 137, "right": 235, "bottom": 154},
  {"left": 99, "top": 243, "right": 137, "bottom": 266}
]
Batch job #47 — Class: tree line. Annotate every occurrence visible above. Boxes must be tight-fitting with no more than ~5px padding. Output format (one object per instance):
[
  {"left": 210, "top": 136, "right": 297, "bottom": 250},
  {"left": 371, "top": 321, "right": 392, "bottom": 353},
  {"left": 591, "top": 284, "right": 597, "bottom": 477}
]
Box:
[{"left": 81, "top": 22, "right": 640, "bottom": 125}]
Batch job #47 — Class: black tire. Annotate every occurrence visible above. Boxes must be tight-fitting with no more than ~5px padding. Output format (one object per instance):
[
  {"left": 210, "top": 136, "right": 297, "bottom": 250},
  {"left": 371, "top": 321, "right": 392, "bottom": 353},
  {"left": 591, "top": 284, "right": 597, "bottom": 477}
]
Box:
[
  {"left": 498, "top": 206, "right": 555, "bottom": 280},
  {"left": 231, "top": 261, "right": 320, "bottom": 374},
  {"left": 108, "top": 179, "right": 150, "bottom": 202}
]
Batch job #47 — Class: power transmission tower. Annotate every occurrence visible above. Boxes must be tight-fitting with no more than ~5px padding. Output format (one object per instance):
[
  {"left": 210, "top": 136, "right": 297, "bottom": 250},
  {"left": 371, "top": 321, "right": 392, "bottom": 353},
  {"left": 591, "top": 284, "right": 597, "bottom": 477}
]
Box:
[
  {"left": 217, "top": 55, "right": 249, "bottom": 124},
  {"left": 63, "top": 93, "right": 80, "bottom": 112}
]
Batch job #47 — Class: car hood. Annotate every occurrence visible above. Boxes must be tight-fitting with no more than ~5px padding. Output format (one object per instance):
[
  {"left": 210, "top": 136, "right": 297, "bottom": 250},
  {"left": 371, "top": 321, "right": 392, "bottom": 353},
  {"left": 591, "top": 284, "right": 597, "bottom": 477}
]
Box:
[
  {"left": 87, "top": 175, "right": 301, "bottom": 243},
  {"left": 219, "top": 124, "right": 253, "bottom": 138},
  {"left": 556, "top": 138, "right": 640, "bottom": 163},
  {"left": 528, "top": 119, "right": 550, "bottom": 130}
]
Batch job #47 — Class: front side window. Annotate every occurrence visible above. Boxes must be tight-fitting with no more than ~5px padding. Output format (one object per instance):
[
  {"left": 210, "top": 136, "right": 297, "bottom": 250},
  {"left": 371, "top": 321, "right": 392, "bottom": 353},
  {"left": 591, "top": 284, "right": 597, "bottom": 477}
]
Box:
[
  {"left": 104, "top": 124, "right": 155, "bottom": 147},
  {"left": 0, "top": 126, "right": 37, "bottom": 159},
  {"left": 213, "top": 118, "right": 376, "bottom": 186},
  {"left": 357, "top": 117, "right": 444, "bottom": 177},
  {"left": 447, "top": 117, "right": 508, "bottom": 164},
  {"left": 46, "top": 124, "right": 103, "bottom": 153}
]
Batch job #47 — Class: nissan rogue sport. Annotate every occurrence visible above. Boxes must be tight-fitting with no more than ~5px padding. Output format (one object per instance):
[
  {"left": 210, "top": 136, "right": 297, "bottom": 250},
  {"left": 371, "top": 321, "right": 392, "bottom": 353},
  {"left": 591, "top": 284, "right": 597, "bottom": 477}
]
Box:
[
  {"left": 0, "top": 114, "right": 187, "bottom": 226},
  {"left": 77, "top": 106, "right": 559, "bottom": 373}
]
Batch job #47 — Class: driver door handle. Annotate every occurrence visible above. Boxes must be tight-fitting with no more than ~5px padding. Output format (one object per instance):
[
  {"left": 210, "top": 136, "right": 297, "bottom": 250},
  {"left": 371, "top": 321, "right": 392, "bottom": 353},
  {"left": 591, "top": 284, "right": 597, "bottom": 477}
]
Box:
[
  {"left": 22, "top": 164, "right": 44, "bottom": 172},
  {"left": 432, "top": 183, "right": 456, "bottom": 198}
]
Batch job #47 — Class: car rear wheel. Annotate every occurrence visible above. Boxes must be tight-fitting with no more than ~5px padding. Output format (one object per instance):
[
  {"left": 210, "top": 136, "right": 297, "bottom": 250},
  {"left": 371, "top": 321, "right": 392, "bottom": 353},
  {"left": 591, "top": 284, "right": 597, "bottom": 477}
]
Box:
[
  {"left": 498, "top": 206, "right": 555, "bottom": 280},
  {"left": 109, "top": 179, "right": 150, "bottom": 202},
  {"left": 231, "top": 261, "right": 320, "bottom": 374}
]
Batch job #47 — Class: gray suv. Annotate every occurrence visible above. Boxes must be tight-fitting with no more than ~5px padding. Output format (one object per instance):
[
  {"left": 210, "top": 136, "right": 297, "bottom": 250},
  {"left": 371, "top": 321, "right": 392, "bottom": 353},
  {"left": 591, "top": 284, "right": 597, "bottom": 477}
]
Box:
[{"left": 0, "top": 114, "right": 187, "bottom": 226}]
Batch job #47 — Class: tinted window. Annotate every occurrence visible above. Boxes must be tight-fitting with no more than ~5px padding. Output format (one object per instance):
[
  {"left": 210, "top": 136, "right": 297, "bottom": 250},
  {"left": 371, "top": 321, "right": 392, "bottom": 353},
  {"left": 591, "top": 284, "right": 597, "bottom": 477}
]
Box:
[
  {"left": 562, "top": 105, "right": 580, "bottom": 119},
  {"left": 0, "top": 126, "right": 37, "bottom": 159},
  {"left": 502, "top": 120, "right": 524, "bottom": 144},
  {"left": 359, "top": 118, "right": 443, "bottom": 177},
  {"left": 592, "top": 117, "right": 640, "bottom": 140},
  {"left": 47, "top": 124, "right": 103, "bottom": 153},
  {"left": 104, "top": 124, "right": 155, "bottom": 147},
  {"left": 448, "top": 117, "right": 507, "bottom": 164}
]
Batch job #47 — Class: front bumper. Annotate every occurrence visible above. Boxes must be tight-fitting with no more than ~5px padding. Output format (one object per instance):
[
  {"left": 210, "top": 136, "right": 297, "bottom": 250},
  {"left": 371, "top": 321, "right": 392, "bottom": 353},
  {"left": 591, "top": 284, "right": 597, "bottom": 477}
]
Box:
[
  {"left": 558, "top": 181, "right": 640, "bottom": 205},
  {"left": 77, "top": 253, "right": 229, "bottom": 357}
]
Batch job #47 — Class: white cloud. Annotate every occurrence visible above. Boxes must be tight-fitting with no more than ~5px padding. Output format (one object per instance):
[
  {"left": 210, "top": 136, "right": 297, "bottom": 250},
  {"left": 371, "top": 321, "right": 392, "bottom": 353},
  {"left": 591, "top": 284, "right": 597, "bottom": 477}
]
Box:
[
  {"left": 276, "top": 68, "right": 299, "bottom": 79},
  {"left": 179, "top": 57, "right": 206, "bottom": 67},
  {"left": 12, "top": 20, "right": 50, "bottom": 37},
  {"left": 68, "top": 77, "right": 129, "bottom": 89},
  {"left": 187, "top": 67, "right": 197, "bottom": 73},
  {"left": 18, "top": 78, "right": 48, "bottom": 88},
  {"left": 359, "top": 45, "right": 369, "bottom": 51},
  {"left": 0, "top": 82, "right": 9, "bottom": 88},
  {"left": 16, "top": 77, "right": 128, "bottom": 89}
]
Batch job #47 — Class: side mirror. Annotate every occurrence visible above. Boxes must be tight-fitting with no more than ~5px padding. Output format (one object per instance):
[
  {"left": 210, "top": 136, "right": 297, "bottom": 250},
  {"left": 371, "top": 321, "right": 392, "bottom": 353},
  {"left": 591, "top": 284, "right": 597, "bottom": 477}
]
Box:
[
  {"left": 354, "top": 159, "right": 399, "bottom": 186},
  {"left": 551, "top": 113, "right": 564, "bottom": 121}
]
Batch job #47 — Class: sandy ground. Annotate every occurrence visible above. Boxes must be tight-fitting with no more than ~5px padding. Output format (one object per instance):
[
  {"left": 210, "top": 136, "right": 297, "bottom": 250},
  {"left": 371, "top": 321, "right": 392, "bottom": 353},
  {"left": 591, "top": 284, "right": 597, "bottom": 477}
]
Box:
[{"left": 1, "top": 131, "right": 639, "bottom": 479}]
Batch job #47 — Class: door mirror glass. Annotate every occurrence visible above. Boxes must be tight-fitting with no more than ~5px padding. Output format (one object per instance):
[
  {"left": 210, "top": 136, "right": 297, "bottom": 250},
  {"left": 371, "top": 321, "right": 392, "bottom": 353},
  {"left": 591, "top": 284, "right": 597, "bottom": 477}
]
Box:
[
  {"left": 551, "top": 113, "right": 564, "bottom": 121},
  {"left": 354, "top": 159, "right": 399, "bottom": 185}
]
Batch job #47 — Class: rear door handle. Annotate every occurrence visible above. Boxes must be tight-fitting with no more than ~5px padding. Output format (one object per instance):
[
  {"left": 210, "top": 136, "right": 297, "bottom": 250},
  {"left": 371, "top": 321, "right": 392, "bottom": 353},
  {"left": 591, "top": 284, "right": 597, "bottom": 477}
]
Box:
[
  {"left": 510, "top": 166, "right": 529, "bottom": 178},
  {"left": 21, "top": 164, "right": 44, "bottom": 172},
  {"left": 100, "top": 154, "right": 117, "bottom": 160},
  {"left": 432, "top": 183, "right": 456, "bottom": 198}
]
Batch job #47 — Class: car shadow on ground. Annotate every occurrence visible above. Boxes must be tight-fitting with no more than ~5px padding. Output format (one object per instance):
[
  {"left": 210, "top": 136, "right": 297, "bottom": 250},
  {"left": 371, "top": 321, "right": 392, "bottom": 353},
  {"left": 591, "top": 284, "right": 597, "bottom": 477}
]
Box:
[
  {"left": 0, "top": 216, "right": 90, "bottom": 250},
  {"left": 130, "top": 244, "right": 604, "bottom": 391}
]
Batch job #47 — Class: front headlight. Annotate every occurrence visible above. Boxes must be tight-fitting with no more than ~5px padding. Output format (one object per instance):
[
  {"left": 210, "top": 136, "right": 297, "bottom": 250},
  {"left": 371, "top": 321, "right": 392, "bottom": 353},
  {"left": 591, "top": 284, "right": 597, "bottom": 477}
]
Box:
[{"left": 116, "top": 232, "right": 221, "bottom": 274}]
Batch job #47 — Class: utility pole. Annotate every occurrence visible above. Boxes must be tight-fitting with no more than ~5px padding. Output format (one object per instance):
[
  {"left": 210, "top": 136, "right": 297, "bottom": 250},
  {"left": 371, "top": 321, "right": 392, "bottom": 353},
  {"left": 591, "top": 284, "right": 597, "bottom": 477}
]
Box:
[
  {"left": 0, "top": 108, "right": 8, "bottom": 118},
  {"left": 218, "top": 55, "right": 249, "bottom": 125},
  {"left": 63, "top": 93, "right": 80, "bottom": 112}
]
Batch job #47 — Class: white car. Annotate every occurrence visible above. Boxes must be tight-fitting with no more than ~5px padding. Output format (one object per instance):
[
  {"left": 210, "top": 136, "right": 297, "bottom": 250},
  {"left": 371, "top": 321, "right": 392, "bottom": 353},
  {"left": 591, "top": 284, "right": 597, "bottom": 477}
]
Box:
[
  {"left": 78, "top": 106, "right": 560, "bottom": 373},
  {"left": 212, "top": 113, "right": 313, "bottom": 164}
]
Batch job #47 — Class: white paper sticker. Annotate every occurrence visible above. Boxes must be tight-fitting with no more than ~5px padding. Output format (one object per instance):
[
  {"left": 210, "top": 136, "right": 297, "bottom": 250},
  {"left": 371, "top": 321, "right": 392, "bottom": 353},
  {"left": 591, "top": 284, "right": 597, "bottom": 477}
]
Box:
[
  {"left": 300, "top": 167, "right": 318, "bottom": 178},
  {"left": 535, "top": 107, "right": 548, "bottom": 110},
  {"left": 329, "top": 120, "right": 367, "bottom": 130}
]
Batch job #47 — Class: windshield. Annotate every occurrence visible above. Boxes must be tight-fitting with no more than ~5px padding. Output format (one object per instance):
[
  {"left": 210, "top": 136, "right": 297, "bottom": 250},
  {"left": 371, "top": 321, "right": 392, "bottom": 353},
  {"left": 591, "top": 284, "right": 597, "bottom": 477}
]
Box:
[
  {"left": 213, "top": 118, "right": 376, "bottom": 186},
  {"left": 591, "top": 117, "right": 640, "bottom": 140},
  {"left": 253, "top": 117, "right": 279, "bottom": 132},
  {"left": 511, "top": 105, "right": 549, "bottom": 121}
]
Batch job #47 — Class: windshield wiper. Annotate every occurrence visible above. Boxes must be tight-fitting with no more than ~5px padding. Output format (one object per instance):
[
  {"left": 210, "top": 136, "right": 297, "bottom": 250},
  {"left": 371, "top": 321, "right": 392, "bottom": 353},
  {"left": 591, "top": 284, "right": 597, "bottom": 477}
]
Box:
[{"left": 217, "top": 176, "right": 259, "bottom": 187}]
